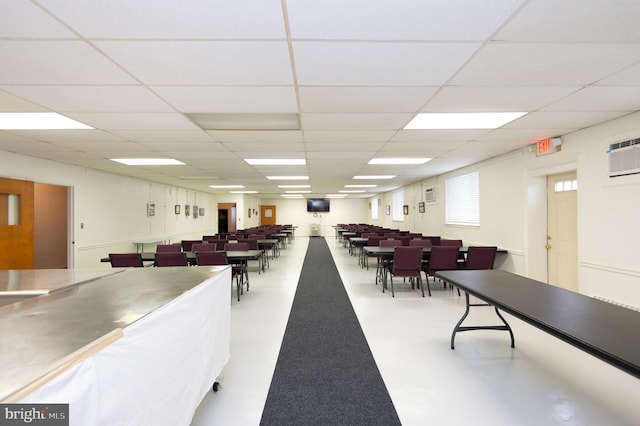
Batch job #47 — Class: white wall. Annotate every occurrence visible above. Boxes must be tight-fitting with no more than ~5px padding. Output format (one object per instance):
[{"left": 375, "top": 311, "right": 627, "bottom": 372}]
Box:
[
  {"left": 364, "top": 111, "right": 640, "bottom": 307},
  {"left": 0, "top": 151, "right": 220, "bottom": 268},
  {"left": 2, "top": 111, "right": 639, "bottom": 307},
  {"left": 249, "top": 198, "right": 369, "bottom": 237}
]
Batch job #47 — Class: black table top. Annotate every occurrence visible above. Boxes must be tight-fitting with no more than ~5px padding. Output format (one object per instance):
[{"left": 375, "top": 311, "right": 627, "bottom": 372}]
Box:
[
  {"left": 435, "top": 269, "right": 640, "bottom": 378},
  {"left": 101, "top": 250, "right": 262, "bottom": 263},
  {"left": 363, "top": 246, "right": 506, "bottom": 254}
]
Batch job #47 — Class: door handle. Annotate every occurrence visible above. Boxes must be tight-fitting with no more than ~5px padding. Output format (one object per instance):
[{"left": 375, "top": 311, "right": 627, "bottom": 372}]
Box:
[{"left": 545, "top": 244, "right": 552, "bottom": 249}]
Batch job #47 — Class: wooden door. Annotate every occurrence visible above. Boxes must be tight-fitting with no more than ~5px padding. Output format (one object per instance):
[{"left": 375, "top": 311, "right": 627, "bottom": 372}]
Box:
[
  {"left": 218, "top": 203, "right": 236, "bottom": 233},
  {"left": 261, "top": 205, "right": 276, "bottom": 226},
  {"left": 547, "top": 172, "right": 578, "bottom": 292},
  {"left": 34, "top": 183, "right": 68, "bottom": 268},
  {"left": 0, "top": 178, "right": 35, "bottom": 269}
]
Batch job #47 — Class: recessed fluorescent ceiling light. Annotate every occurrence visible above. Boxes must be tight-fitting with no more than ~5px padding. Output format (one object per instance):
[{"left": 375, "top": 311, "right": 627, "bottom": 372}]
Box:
[
  {"left": 0, "top": 112, "right": 93, "bottom": 129},
  {"left": 230, "top": 190, "right": 258, "bottom": 194},
  {"left": 353, "top": 175, "right": 396, "bottom": 180},
  {"left": 266, "top": 176, "right": 309, "bottom": 180},
  {"left": 404, "top": 112, "right": 526, "bottom": 129},
  {"left": 339, "top": 190, "right": 365, "bottom": 193},
  {"left": 282, "top": 194, "right": 303, "bottom": 198},
  {"left": 278, "top": 185, "right": 310, "bottom": 188},
  {"left": 209, "top": 185, "right": 244, "bottom": 189},
  {"left": 111, "top": 158, "right": 185, "bottom": 165},
  {"left": 245, "top": 159, "right": 306, "bottom": 165},
  {"left": 345, "top": 184, "right": 377, "bottom": 188},
  {"left": 285, "top": 190, "right": 311, "bottom": 193},
  {"left": 368, "top": 158, "right": 431, "bottom": 165},
  {"left": 187, "top": 113, "right": 300, "bottom": 130},
  {"left": 326, "top": 194, "right": 348, "bottom": 197}
]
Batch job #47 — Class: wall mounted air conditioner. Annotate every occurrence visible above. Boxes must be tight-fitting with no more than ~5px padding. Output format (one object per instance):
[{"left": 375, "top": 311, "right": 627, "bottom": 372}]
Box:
[
  {"left": 608, "top": 138, "right": 640, "bottom": 177},
  {"left": 425, "top": 187, "right": 436, "bottom": 202}
]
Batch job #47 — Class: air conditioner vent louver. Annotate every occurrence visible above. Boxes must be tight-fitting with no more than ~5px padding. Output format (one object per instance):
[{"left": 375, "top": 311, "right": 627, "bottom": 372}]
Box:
[
  {"left": 608, "top": 138, "right": 640, "bottom": 177},
  {"left": 425, "top": 187, "right": 436, "bottom": 202}
]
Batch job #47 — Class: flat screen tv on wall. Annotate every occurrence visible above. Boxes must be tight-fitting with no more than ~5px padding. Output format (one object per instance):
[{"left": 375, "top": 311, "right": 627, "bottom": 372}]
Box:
[{"left": 307, "top": 198, "right": 330, "bottom": 212}]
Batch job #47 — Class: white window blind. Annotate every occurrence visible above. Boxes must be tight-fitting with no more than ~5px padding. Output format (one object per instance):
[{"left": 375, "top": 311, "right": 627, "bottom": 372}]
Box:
[
  {"left": 446, "top": 171, "right": 479, "bottom": 226},
  {"left": 371, "top": 197, "right": 379, "bottom": 219},
  {"left": 392, "top": 192, "right": 404, "bottom": 221}
]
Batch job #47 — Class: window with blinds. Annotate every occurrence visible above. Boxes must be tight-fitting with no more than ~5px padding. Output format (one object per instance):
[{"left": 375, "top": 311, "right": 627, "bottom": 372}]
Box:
[
  {"left": 392, "top": 191, "right": 404, "bottom": 221},
  {"left": 445, "top": 171, "right": 479, "bottom": 226},
  {"left": 371, "top": 197, "right": 379, "bottom": 219}
]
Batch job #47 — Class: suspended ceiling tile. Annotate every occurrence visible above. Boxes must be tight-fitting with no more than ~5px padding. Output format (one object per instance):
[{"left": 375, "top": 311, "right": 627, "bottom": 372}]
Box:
[
  {"left": 541, "top": 86, "right": 640, "bottom": 112},
  {"left": 450, "top": 42, "right": 640, "bottom": 86},
  {"left": 110, "top": 130, "right": 216, "bottom": 143},
  {"left": 95, "top": 40, "right": 294, "bottom": 85},
  {"left": 37, "top": 0, "right": 287, "bottom": 39},
  {"left": 301, "top": 113, "right": 413, "bottom": 130},
  {"left": 293, "top": 41, "right": 480, "bottom": 86},
  {"left": 154, "top": 86, "right": 298, "bottom": 113},
  {"left": 298, "top": 86, "right": 437, "bottom": 113},
  {"left": 422, "top": 86, "right": 581, "bottom": 112},
  {"left": 391, "top": 129, "right": 489, "bottom": 143},
  {"left": 208, "top": 130, "right": 304, "bottom": 143},
  {"left": 66, "top": 113, "right": 200, "bottom": 130},
  {"left": 287, "top": 0, "right": 524, "bottom": 40},
  {"left": 303, "top": 130, "right": 396, "bottom": 143},
  {"left": 494, "top": 0, "right": 640, "bottom": 42},
  {"left": 2, "top": 86, "right": 174, "bottom": 113},
  {"left": 0, "top": 41, "right": 137, "bottom": 85}
]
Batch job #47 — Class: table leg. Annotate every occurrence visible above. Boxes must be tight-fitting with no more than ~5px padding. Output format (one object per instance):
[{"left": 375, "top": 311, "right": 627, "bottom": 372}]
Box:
[{"left": 450, "top": 292, "right": 515, "bottom": 349}]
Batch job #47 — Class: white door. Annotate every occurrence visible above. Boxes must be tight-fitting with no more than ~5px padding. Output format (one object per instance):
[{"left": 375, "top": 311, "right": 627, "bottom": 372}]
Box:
[{"left": 546, "top": 172, "right": 578, "bottom": 291}]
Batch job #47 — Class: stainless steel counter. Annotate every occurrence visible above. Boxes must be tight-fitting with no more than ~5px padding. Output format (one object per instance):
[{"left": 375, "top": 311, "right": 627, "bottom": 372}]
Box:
[
  {"left": 0, "top": 266, "right": 229, "bottom": 402},
  {"left": 0, "top": 268, "right": 124, "bottom": 296}
]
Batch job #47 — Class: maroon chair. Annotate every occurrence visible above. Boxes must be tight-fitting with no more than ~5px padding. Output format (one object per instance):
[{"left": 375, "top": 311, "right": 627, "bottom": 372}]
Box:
[
  {"left": 156, "top": 244, "right": 181, "bottom": 252},
  {"left": 224, "top": 242, "right": 249, "bottom": 251},
  {"left": 464, "top": 246, "right": 497, "bottom": 270},
  {"left": 196, "top": 251, "right": 243, "bottom": 301},
  {"left": 154, "top": 252, "right": 188, "bottom": 267},
  {"left": 396, "top": 235, "right": 413, "bottom": 246},
  {"left": 440, "top": 239, "right": 463, "bottom": 246},
  {"left": 109, "top": 253, "right": 143, "bottom": 267},
  {"left": 422, "top": 246, "right": 460, "bottom": 288},
  {"left": 181, "top": 239, "right": 202, "bottom": 252},
  {"left": 224, "top": 242, "right": 250, "bottom": 289},
  {"left": 364, "top": 236, "right": 385, "bottom": 270},
  {"left": 376, "top": 240, "right": 403, "bottom": 284},
  {"left": 422, "top": 236, "right": 441, "bottom": 246},
  {"left": 384, "top": 246, "right": 426, "bottom": 297},
  {"left": 409, "top": 239, "right": 432, "bottom": 247},
  {"left": 422, "top": 246, "right": 460, "bottom": 295},
  {"left": 192, "top": 243, "right": 215, "bottom": 252}
]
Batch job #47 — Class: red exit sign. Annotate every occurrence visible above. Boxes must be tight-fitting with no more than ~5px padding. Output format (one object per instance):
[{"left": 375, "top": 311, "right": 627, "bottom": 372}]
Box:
[{"left": 536, "top": 138, "right": 561, "bottom": 156}]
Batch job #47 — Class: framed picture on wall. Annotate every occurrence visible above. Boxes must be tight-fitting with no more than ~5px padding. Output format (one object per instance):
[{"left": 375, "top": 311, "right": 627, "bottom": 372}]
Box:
[
  {"left": 385, "top": 205, "right": 390, "bottom": 215},
  {"left": 147, "top": 203, "right": 155, "bottom": 217},
  {"left": 193, "top": 205, "right": 199, "bottom": 219},
  {"left": 174, "top": 204, "right": 181, "bottom": 215},
  {"left": 185, "top": 205, "right": 190, "bottom": 217},
  {"left": 418, "top": 202, "right": 425, "bottom": 213},
  {"left": 403, "top": 205, "right": 409, "bottom": 215},
  {"left": 199, "top": 208, "right": 204, "bottom": 216},
  {"left": 248, "top": 209, "right": 251, "bottom": 218}
]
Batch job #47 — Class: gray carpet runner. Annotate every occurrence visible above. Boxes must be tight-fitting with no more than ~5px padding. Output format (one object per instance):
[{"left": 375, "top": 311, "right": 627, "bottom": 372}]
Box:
[{"left": 260, "top": 237, "right": 401, "bottom": 425}]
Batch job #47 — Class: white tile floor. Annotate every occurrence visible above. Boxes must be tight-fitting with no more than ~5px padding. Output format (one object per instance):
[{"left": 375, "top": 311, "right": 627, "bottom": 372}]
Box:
[{"left": 191, "top": 237, "right": 640, "bottom": 426}]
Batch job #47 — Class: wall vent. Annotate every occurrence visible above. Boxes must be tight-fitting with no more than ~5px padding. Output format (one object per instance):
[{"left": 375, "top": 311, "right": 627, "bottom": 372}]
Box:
[
  {"left": 591, "top": 294, "right": 640, "bottom": 312},
  {"left": 608, "top": 138, "right": 640, "bottom": 177},
  {"left": 425, "top": 187, "right": 436, "bottom": 202}
]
